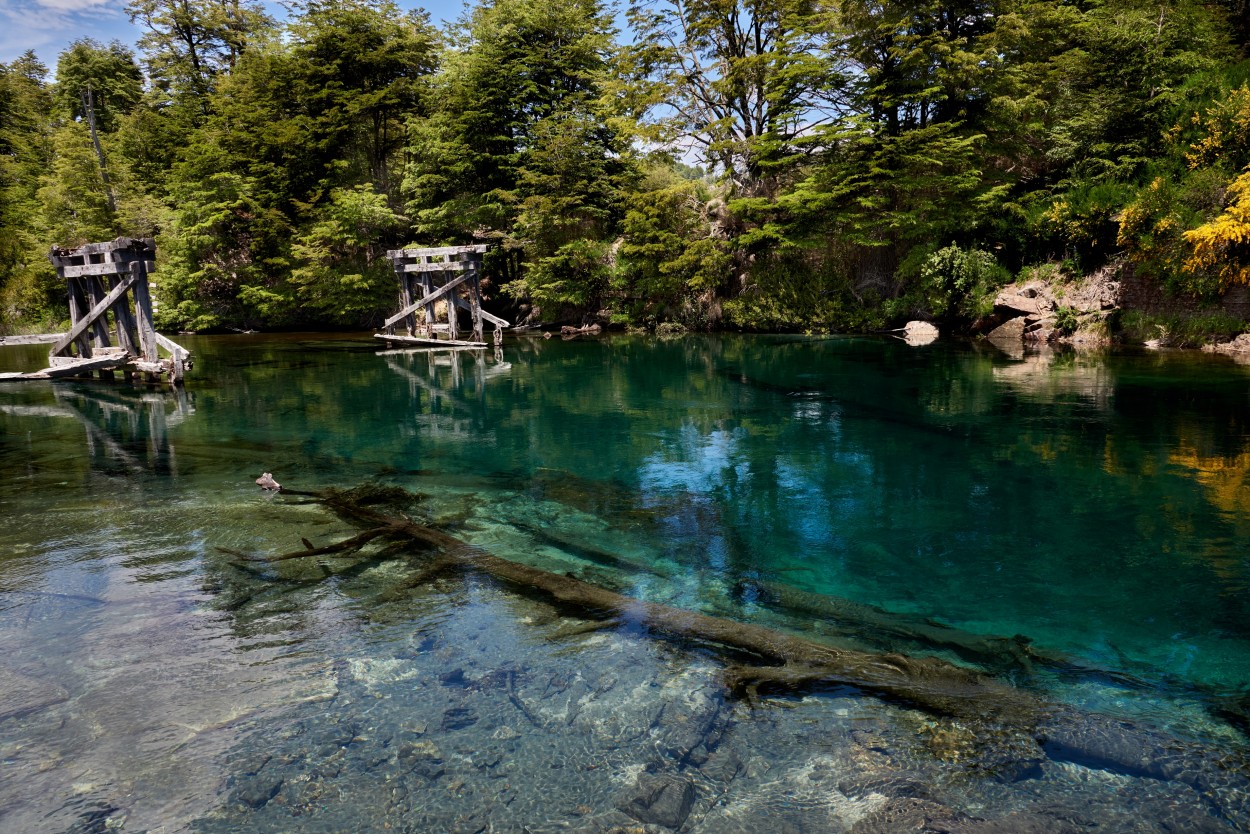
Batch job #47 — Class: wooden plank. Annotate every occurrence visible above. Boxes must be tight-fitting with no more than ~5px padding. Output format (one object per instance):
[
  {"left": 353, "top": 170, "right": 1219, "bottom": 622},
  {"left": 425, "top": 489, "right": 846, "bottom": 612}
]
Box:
[
  {"left": 372, "top": 333, "right": 487, "bottom": 349},
  {"left": 38, "top": 355, "right": 125, "bottom": 378},
  {"left": 387, "top": 245, "right": 488, "bottom": 259},
  {"left": 153, "top": 332, "right": 189, "bottom": 383},
  {"left": 0, "top": 404, "right": 74, "bottom": 417},
  {"left": 402, "top": 261, "right": 476, "bottom": 273},
  {"left": 49, "top": 347, "right": 126, "bottom": 366},
  {"left": 48, "top": 271, "right": 138, "bottom": 357},
  {"left": 382, "top": 272, "right": 473, "bottom": 328},
  {"left": 60, "top": 261, "right": 134, "bottom": 278},
  {"left": 131, "top": 359, "right": 170, "bottom": 375},
  {"left": 0, "top": 371, "right": 52, "bottom": 381},
  {"left": 49, "top": 237, "right": 140, "bottom": 259},
  {"left": 153, "top": 332, "right": 187, "bottom": 357},
  {"left": 449, "top": 293, "right": 510, "bottom": 328},
  {"left": 0, "top": 334, "right": 62, "bottom": 345}
]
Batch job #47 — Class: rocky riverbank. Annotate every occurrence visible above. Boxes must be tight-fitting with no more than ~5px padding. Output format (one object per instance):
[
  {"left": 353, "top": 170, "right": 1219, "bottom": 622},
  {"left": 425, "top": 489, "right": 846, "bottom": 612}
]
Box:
[{"left": 978, "top": 265, "right": 1250, "bottom": 359}]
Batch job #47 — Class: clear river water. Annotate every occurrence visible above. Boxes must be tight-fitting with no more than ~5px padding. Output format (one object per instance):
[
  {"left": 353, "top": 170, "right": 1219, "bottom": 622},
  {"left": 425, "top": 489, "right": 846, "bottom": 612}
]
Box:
[{"left": 1, "top": 332, "right": 1249, "bottom": 833}]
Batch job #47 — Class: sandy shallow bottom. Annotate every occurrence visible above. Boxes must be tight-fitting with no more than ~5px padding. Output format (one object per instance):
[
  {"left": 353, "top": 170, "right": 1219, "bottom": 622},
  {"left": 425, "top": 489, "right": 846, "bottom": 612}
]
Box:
[{"left": 0, "top": 486, "right": 1248, "bottom": 834}]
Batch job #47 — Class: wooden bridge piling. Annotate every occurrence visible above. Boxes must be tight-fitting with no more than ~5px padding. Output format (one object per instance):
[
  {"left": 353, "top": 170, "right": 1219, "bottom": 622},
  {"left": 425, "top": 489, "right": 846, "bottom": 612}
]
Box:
[
  {"left": 0, "top": 237, "right": 191, "bottom": 384},
  {"left": 375, "top": 245, "right": 509, "bottom": 349}
]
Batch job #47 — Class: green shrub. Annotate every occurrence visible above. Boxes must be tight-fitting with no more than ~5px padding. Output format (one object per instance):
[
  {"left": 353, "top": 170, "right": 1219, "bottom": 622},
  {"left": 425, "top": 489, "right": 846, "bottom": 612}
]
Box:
[
  {"left": 1054, "top": 306, "right": 1080, "bottom": 334},
  {"left": 1115, "top": 310, "right": 1246, "bottom": 346},
  {"left": 919, "top": 245, "right": 1010, "bottom": 320}
]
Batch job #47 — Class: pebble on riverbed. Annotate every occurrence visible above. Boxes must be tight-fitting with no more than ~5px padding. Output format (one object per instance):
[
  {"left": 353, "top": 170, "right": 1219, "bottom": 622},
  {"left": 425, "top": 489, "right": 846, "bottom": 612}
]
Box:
[{"left": 188, "top": 580, "right": 1244, "bottom": 834}]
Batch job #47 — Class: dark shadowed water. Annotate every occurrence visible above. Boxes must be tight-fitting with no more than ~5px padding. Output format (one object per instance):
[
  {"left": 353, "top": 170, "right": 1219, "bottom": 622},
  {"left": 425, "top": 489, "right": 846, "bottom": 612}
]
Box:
[{"left": 1, "top": 333, "right": 1249, "bottom": 833}]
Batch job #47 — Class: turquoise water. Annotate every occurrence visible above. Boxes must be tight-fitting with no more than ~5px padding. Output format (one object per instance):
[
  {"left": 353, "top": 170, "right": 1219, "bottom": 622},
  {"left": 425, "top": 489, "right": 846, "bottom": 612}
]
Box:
[{"left": 2, "top": 333, "right": 1249, "bottom": 832}]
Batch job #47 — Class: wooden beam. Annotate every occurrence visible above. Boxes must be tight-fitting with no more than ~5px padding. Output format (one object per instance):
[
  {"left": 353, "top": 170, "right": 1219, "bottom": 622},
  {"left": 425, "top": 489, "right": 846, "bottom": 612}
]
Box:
[
  {"left": 382, "top": 272, "right": 473, "bottom": 328},
  {"left": 402, "top": 261, "right": 476, "bottom": 273},
  {"left": 40, "top": 355, "right": 126, "bottom": 378},
  {"left": 130, "top": 259, "right": 159, "bottom": 362},
  {"left": 449, "top": 293, "right": 510, "bottom": 328},
  {"left": 49, "top": 237, "right": 148, "bottom": 260},
  {"left": 83, "top": 276, "right": 114, "bottom": 351},
  {"left": 65, "top": 279, "right": 92, "bottom": 358},
  {"left": 48, "top": 271, "right": 138, "bottom": 357},
  {"left": 0, "top": 334, "right": 62, "bottom": 345},
  {"left": 372, "top": 333, "right": 487, "bottom": 349},
  {"left": 59, "top": 260, "right": 152, "bottom": 279},
  {"left": 387, "top": 245, "right": 488, "bottom": 259},
  {"left": 153, "top": 332, "right": 189, "bottom": 383}
]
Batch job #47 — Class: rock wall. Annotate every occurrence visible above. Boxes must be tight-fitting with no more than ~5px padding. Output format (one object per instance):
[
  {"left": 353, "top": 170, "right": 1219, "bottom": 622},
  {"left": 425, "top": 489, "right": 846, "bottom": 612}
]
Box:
[{"left": 1119, "top": 264, "right": 1250, "bottom": 319}]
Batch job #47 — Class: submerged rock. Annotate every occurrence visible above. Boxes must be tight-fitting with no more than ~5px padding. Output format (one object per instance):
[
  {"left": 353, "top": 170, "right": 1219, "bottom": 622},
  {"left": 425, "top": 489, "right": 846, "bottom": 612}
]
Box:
[
  {"left": 0, "top": 666, "right": 69, "bottom": 722},
  {"left": 615, "top": 772, "right": 697, "bottom": 829}
]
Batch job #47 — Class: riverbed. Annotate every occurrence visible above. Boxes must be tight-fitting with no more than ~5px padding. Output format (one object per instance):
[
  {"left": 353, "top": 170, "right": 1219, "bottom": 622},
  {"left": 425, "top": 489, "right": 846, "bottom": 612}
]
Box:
[{"left": 1, "top": 333, "right": 1248, "bottom": 832}]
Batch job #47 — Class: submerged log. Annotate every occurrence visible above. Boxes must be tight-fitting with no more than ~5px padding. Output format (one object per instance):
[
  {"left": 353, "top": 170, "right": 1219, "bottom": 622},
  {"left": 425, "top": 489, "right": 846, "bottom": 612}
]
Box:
[{"left": 245, "top": 478, "right": 1250, "bottom": 827}]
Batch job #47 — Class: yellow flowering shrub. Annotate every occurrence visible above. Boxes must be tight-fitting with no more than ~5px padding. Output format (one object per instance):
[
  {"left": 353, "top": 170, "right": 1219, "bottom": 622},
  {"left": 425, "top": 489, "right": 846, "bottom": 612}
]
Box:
[{"left": 1182, "top": 170, "right": 1250, "bottom": 285}]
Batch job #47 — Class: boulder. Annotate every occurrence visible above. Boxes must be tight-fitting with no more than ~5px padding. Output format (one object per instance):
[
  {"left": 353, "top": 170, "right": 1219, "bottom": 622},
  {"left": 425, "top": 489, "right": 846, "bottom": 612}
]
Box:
[
  {"left": 902, "top": 321, "right": 939, "bottom": 346},
  {"left": 994, "top": 282, "right": 1054, "bottom": 317},
  {"left": 1206, "top": 333, "right": 1250, "bottom": 356},
  {"left": 986, "top": 316, "right": 1027, "bottom": 342}
]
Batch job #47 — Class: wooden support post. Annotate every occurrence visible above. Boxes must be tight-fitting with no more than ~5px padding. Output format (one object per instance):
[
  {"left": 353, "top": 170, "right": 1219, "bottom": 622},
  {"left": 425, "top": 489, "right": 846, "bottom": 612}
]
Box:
[
  {"left": 130, "top": 258, "right": 159, "bottom": 363},
  {"left": 395, "top": 260, "right": 412, "bottom": 336},
  {"left": 379, "top": 244, "right": 501, "bottom": 349},
  {"left": 446, "top": 274, "right": 460, "bottom": 342},
  {"left": 66, "top": 279, "right": 93, "bottom": 358},
  {"left": 470, "top": 268, "right": 484, "bottom": 343},
  {"left": 34, "top": 238, "right": 190, "bottom": 385},
  {"left": 83, "top": 276, "right": 114, "bottom": 350},
  {"left": 420, "top": 273, "right": 434, "bottom": 335},
  {"left": 108, "top": 274, "right": 139, "bottom": 379}
]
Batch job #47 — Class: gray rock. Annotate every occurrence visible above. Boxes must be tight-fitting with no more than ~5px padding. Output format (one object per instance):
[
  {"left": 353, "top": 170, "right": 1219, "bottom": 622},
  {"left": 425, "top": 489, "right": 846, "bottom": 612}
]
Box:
[
  {"left": 995, "top": 282, "right": 1054, "bottom": 317},
  {"left": 0, "top": 666, "right": 69, "bottom": 722},
  {"left": 987, "top": 316, "right": 1027, "bottom": 342},
  {"left": 615, "top": 772, "right": 697, "bottom": 830},
  {"left": 233, "top": 772, "right": 284, "bottom": 809},
  {"left": 850, "top": 797, "right": 973, "bottom": 833},
  {"left": 442, "top": 706, "right": 479, "bottom": 731}
]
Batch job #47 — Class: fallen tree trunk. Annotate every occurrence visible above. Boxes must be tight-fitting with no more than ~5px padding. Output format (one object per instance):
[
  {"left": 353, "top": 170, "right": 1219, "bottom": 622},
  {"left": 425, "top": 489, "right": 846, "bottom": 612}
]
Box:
[{"left": 238, "top": 482, "right": 1250, "bottom": 828}]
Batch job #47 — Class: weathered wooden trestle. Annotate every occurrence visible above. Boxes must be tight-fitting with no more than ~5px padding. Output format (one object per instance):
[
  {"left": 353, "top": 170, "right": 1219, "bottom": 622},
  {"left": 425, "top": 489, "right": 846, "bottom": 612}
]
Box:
[
  {"left": 0, "top": 238, "right": 190, "bottom": 384},
  {"left": 375, "top": 245, "right": 509, "bottom": 349}
]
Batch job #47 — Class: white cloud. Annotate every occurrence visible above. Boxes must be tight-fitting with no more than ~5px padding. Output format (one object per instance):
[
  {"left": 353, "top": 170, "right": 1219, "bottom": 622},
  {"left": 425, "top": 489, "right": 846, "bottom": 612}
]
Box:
[
  {"left": 35, "top": 0, "right": 113, "bottom": 12},
  {"left": 0, "top": 0, "right": 135, "bottom": 64}
]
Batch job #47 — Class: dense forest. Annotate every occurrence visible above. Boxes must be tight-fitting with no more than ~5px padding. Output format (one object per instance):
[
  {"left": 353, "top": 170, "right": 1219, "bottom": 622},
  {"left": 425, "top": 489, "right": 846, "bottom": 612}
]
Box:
[{"left": 1, "top": 0, "right": 1248, "bottom": 334}]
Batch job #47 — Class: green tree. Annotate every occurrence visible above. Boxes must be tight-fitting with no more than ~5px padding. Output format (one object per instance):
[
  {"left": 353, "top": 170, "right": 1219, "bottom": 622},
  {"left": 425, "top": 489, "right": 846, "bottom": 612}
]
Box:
[
  {"left": 0, "top": 54, "right": 60, "bottom": 329},
  {"left": 405, "top": 0, "right": 629, "bottom": 318},
  {"left": 623, "top": 0, "right": 834, "bottom": 196},
  {"left": 53, "top": 39, "right": 144, "bottom": 132},
  {"left": 614, "top": 161, "right": 732, "bottom": 324},
  {"left": 289, "top": 184, "right": 405, "bottom": 322},
  {"left": 127, "top": 0, "right": 273, "bottom": 110}
]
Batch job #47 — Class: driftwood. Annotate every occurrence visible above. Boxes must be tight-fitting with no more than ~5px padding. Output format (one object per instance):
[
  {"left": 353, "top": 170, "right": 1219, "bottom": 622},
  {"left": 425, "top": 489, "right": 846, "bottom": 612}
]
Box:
[
  {"left": 560, "top": 323, "right": 601, "bottom": 337},
  {"left": 237, "top": 480, "right": 1250, "bottom": 827}
]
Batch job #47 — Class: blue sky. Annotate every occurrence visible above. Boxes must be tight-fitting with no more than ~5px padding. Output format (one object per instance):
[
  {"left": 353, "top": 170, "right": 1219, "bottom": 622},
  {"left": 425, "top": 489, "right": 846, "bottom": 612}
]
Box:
[{"left": 0, "top": 0, "right": 468, "bottom": 68}]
